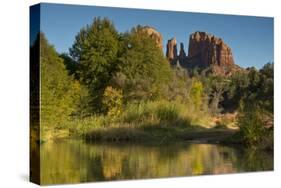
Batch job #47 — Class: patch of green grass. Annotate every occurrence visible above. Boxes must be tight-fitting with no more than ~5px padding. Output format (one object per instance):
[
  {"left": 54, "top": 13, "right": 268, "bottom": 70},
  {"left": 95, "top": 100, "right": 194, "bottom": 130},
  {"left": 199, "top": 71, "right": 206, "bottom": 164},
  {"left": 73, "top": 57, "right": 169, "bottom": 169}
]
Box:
[
  {"left": 67, "top": 115, "right": 113, "bottom": 136},
  {"left": 120, "top": 100, "right": 195, "bottom": 128},
  {"left": 53, "top": 100, "right": 219, "bottom": 142}
]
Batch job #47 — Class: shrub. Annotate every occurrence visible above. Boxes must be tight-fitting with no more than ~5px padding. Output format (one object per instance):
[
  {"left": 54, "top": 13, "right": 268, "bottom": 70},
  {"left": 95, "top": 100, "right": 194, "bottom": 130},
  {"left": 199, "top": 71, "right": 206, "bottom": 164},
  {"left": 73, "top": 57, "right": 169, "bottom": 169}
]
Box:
[
  {"left": 238, "top": 103, "right": 267, "bottom": 146},
  {"left": 102, "top": 86, "right": 123, "bottom": 117},
  {"left": 121, "top": 100, "right": 192, "bottom": 127},
  {"left": 190, "top": 80, "right": 203, "bottom": 110},
  {"left": 155, "top": 101, "right": 179, "bottom": 121}
]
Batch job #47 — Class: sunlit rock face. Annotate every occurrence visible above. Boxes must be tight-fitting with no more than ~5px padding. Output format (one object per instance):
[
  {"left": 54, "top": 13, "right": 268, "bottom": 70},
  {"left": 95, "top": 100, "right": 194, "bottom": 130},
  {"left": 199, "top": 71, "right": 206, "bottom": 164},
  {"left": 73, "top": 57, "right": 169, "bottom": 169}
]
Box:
[
  {"left": 188, "top": 31, "right": 234, "bottom": 67},
  {"left": 186, "top": 31, "right": 240, "bottom": 76},
  {"left": 166, "top": 38, "right": 178, "bottom": 63},
  {"left": 141, "top": 26, "right": 163, "bottom": 49},
  {"left": 163, "top": 30, "right": 241, "bottom": 76}
]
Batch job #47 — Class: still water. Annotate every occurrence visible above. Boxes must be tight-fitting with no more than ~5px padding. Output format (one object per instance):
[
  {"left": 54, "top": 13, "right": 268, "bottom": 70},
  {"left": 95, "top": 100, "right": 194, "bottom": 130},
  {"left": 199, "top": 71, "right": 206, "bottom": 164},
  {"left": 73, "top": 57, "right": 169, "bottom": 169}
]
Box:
[{"left": 39, "top": 139, "right": 273, "bottom": 185}]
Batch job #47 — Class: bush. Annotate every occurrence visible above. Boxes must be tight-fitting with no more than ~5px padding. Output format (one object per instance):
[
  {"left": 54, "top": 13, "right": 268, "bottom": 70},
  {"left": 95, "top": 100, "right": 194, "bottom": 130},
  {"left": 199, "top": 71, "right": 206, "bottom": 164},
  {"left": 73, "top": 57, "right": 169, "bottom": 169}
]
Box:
[
  {"left": 102, "top": 86, "right": 123, "bottom": 117},
  {"left": 121, "top": 100, "right": 193, "bottom": 127},
  {"left": 238, "top": 103, "right": 268, "bottom": 146},
  {"left": 190, "top": 80, "right": 203, "bottom": 110},
  {"left": 156, "top": 102, "right": 179, "bottom": 121}
]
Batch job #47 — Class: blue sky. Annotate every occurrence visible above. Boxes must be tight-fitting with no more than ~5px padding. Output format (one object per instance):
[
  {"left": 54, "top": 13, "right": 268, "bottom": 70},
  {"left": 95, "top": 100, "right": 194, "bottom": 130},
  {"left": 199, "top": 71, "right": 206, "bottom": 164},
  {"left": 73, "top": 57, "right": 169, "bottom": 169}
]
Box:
[{"left": 38, "top": 3, "right": 273, "bottom": 69}]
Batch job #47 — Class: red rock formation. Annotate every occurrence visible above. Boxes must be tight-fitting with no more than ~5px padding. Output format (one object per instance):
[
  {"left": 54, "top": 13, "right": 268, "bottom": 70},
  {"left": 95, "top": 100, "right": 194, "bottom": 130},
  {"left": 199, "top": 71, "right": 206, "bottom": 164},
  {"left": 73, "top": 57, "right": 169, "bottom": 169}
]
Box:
[
  {"left": 188, "top": 31, "right": 234, "bottom": 67},
  {"left": 141, "top": 26, "right": 163, "bottom": 49},
  {"left": 166, "top": 38, "right": 177, "bottom": 61},
  {"left": 187, "top": 31, "right": 237, "bottom": 75}
]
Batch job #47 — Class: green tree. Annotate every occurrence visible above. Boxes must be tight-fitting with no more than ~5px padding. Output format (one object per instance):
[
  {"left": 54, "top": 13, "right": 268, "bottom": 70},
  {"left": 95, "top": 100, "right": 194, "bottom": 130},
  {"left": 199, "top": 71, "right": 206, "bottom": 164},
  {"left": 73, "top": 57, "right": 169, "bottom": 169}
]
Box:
[
  {"left": 257, "top": 63, "right": 273, "bottom": 112},
  {"left": 40, "top": 33, "right": 81, "bottom": 128},
  {"left": 117, "top": 26, "right": 172, "bottom": 101},
  {"left": 60, "top": 53, "right": 80, "bottom": 79},
  {"left": 238, "top": 102, "right": 268, "bottom": 146},
  {"left": 166, "top": 68, "right": 192, "bottom": 102},
  {"left": 102, "top": 86, "right": 123, "bottom": 117},
  {"left": 189, "top": 80, "right": 203, "bottom": 110},
  {"left": 202, "top": 76, "right": 230, "bottom": 114},
  {"left": 236, "top": 63, "right": 273, "bottom": 148},
  {"left": 222, "top": 71, "right": 250, "bottom": 111},
  {"left": 69, "top": 17, "right": 120, "bottom": 112}
]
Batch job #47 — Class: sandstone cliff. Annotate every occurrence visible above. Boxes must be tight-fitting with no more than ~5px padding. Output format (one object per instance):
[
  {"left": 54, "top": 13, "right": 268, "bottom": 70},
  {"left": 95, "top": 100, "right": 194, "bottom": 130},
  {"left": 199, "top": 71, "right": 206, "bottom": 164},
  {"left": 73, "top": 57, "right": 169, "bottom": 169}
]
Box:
[
  {"left": 141, "top": 26, "right": 163, "bottom": 49},
  {"left": 188, "top": 31, "right": 234, "bottom": 67},
  {"left": 166, "top": 31, "right": 240, "bottom": 76},
  {"left": 166, "top": 38, "right": 177, "bottom": 63}
]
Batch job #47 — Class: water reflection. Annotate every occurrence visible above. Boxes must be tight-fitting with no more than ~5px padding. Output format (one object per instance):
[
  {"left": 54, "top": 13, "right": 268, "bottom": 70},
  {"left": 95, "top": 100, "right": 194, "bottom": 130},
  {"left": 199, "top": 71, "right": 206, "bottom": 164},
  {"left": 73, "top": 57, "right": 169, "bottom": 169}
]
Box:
[{"left": 39, "top": 139, "right": 273, "bottom": 185}]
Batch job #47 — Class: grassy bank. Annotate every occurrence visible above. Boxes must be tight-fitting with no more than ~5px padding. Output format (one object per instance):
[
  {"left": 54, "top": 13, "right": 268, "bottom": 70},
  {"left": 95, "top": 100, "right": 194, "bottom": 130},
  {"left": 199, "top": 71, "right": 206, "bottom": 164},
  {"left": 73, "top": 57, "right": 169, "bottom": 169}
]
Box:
[
  {"left": 84, "top": 126, "right": 237, "bottom": 143},
  {"left": 56, "top": 100, "right": 237, "bottom": 143}
]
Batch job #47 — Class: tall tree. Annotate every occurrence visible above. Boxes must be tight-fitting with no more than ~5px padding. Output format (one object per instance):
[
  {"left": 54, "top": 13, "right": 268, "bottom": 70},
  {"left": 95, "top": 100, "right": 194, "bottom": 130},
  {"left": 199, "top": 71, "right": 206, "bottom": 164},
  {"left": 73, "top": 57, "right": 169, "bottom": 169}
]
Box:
[
  {"left": 40, "top": 33, "right": 81, "bottom": 128},
  {"left": 117, "top": 26, "right": 172, "bottom": 101},
  {"left": 69, "top": 17, "right": 120, "bottom": 112}
]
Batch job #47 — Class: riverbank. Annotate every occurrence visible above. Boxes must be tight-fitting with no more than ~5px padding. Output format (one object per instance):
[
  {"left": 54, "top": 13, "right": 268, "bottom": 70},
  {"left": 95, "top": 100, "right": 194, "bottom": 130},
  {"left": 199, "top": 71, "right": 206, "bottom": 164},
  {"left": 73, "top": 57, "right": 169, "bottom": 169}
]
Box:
[
  {"left": 33, "top": 123, "right": 273, "bottom": 151},
  {"left": 84, "top": 125, "right": 238, "bottom": 144}
]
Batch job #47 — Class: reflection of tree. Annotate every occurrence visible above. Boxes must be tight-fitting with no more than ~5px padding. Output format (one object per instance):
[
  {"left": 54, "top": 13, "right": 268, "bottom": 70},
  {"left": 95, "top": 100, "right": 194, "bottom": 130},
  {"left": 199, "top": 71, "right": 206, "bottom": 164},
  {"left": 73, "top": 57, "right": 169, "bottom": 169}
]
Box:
[
  {"left": 91, "top": 143, "right": 240, "bottom": 178},
  {"left": 84, "top": 155, "right": 104, "bottom": 182},
  {"left": 235, "top": 148, "right": 273, "bottom": 172},
  {"left": 40, "top": 140, "right": 273, "bottom": 184},
  {"left": 102, "top": 148, "right": 124, "bottom": 179},
  {"left": 192, "top": 157, "right": 204, "bottom": 175},
  {"left": 40, "top": 140, "right": 82, "bottom": 184}
]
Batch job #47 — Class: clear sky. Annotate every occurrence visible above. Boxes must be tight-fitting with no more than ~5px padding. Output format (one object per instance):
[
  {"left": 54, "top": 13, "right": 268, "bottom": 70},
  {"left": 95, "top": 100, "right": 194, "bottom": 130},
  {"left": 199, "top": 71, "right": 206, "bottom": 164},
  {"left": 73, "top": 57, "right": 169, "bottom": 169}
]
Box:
[{"left": 39, "top": 3, "right": 273, "bottom": 69}]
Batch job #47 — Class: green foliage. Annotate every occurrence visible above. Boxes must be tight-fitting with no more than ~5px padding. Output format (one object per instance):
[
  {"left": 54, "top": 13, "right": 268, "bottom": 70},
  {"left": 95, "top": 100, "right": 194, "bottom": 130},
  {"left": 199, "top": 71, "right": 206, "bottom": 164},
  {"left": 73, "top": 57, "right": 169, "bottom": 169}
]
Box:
[
  {"left": 71, "top": 84, "right": 92, "bottom": 118},
  {"left": 120, "top": 26, "right": 171, "bottom": 82},
  {"left": 202, "top": 75, "right": 230, "bottom": 114},
  {"left": 222, "top": 63, "right": 273, "bottom": 113},
  {"left": 227, "top": 63, "right": 274, "bottom": 148},
  {"left": 116, "top": 26, "right": 172, "bottom": 101},
  {"left": 121, "top": 100, "right": 185, "bottom": 125},
  {"left": 237, "top": 103, "right": 268, "bottom": 146},
  {"left": 220, "top": 71, "right": 249, "bottom": 111},
  {"left": 155, "top": 102, "right": 179, "bottom": 122},
  {"left": 256, "top": 63, "right": 274, "bottom": 112},
  {"left": 166, "top": 68, "right": 192, "bottom": 102},
  {"left": 60, "top": 53, "right": 80, "bottom": 79},
  {"left": 102, "top": 86, "right": 123, "bottom": 117},
  {"left": 39, "top": 33, "right": 81, "bottom": 129},
  {"left": 190, "top": 80, "right": 203, "bottom": 110},
  {"left": 69, "top": 17, "right": 120, "bottom": 112}
]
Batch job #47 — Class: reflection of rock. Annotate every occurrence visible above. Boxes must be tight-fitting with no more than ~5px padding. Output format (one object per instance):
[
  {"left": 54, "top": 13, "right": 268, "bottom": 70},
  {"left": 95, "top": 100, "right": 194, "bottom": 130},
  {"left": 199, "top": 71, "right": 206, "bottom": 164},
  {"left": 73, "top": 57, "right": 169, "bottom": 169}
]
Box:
[{"left": 140, "top": 26, "right": 163, "bottom": 49}]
